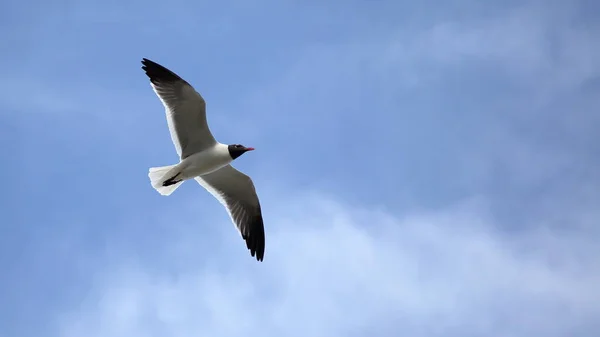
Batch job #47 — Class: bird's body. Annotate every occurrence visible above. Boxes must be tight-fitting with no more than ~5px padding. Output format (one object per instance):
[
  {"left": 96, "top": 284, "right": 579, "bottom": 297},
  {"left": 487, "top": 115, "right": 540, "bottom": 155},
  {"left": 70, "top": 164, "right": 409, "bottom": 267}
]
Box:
[
  {"left": 160, "top": 143, "right": 232, "bottom": 185},
  {"left": 179, "top": 143, "right": 233, "bottom": 177},
  {"left": 141, "top": 58, "right": 265, "bottom": 261}
]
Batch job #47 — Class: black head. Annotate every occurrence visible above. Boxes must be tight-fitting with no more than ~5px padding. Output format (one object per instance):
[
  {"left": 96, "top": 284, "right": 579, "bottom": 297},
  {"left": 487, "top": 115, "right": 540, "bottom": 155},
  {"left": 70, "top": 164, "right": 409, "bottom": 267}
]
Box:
[{"left": 228, "top": 144, "right": 255, "bottom": 160}]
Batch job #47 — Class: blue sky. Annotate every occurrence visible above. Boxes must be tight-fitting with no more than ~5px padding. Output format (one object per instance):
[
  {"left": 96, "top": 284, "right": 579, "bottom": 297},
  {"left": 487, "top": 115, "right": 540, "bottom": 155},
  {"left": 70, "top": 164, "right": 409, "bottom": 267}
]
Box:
[{"left": 1, "top": 0, "right": 599, "bottom": 336}]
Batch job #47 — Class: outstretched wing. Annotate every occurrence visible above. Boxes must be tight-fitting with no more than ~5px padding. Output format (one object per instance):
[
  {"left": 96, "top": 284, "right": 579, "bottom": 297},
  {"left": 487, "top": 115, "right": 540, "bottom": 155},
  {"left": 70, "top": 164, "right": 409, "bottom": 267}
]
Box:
[
  {"left": 141, "top": 58, "right": 217, "bottom": 159},
  {"left": 195, "top": 165, "right": 265, "bottom": 261}
]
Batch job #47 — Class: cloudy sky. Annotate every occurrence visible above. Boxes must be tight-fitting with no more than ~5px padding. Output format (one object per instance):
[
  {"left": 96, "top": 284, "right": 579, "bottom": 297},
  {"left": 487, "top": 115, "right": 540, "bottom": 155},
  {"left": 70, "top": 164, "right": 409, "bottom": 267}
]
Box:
[{"left": 1, "top": 0, "right": 599, "bottom": 336}]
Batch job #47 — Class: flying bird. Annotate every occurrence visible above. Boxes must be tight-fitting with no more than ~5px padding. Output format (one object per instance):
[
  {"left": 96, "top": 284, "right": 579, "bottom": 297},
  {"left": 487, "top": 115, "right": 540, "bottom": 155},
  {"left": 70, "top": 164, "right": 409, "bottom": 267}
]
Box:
[{"left": 141, "top": 58, "right": 265, "bottom": 261}]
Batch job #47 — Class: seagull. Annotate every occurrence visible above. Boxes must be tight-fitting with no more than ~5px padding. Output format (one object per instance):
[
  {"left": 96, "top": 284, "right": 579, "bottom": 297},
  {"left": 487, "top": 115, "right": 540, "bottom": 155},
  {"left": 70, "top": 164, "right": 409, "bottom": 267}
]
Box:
[{"left": 141, "top": 58, "right": 265, "bottom": 262}]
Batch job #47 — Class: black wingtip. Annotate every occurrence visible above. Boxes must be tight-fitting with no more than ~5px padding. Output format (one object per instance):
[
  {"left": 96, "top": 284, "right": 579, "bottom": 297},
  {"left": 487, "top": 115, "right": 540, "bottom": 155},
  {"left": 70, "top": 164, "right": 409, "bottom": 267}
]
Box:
[
  {"left": 140, "top": 58, "right": 183, "bottom": 85},
  {"left": 243, "top": 215, "right": 265, "bottom": 262}
]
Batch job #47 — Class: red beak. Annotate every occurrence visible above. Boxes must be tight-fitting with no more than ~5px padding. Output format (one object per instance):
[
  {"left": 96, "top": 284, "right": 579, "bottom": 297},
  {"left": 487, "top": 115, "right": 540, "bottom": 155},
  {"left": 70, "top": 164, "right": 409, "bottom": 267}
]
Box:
[{"left": 245, "top": 147, "right": 255, "bottom": 151}]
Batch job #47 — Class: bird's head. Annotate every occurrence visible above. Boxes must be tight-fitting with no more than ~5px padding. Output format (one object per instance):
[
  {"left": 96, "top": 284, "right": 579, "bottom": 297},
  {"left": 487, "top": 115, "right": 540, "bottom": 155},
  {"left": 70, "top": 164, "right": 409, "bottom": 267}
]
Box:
[{"left": 228, "top": 144, "right": 255, "bottom": 160}]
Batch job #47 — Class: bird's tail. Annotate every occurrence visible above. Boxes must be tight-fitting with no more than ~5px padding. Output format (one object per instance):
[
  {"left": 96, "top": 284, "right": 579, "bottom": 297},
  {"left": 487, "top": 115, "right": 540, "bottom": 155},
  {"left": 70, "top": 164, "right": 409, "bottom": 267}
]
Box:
[{"left": 148, "top": 164, "right": 184, "bottom": 196}]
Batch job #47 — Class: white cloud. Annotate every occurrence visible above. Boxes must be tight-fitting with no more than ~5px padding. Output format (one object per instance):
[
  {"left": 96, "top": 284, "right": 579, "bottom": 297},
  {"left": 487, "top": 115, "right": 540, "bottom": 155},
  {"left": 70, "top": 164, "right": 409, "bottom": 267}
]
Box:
[
  {"left": 233, "top": 2, "right": 600, "bottom": 133},
  {"left": 58, "top": 190, "right": 599, "bottom": 337}
]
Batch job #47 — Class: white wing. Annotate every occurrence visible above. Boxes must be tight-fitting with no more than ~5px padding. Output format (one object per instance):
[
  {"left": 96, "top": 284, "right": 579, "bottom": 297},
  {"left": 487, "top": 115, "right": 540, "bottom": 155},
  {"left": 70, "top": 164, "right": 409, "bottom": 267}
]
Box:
[
  {"left": 195, "top": 165, "right": 265, "bottom": 261},
  {"left": 141, "top": 58, "right": 217, "bottom": 159}
]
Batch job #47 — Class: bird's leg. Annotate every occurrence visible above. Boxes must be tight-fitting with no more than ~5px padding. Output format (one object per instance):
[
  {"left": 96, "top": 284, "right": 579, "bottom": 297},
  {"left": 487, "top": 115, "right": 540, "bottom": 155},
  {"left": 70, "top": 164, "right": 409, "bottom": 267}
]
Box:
[{"left": 162, "top": 173, "right": 182, "bottom": 186}]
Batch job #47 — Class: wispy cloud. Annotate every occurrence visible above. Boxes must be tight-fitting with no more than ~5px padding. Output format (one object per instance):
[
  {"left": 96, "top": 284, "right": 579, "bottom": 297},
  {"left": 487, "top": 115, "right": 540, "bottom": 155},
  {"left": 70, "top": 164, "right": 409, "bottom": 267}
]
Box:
[{"left": 58, "top": 191, "right": 600, "bottom": 337}]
